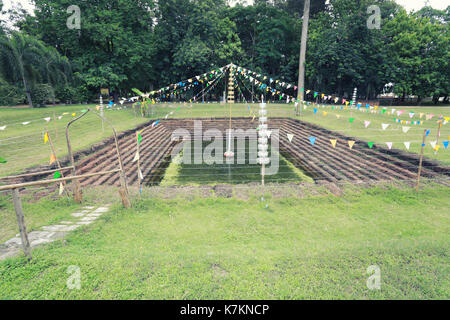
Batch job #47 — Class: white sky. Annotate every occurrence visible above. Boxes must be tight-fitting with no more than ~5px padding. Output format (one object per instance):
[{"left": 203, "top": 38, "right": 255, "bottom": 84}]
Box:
[{"left": 1, "top": 0, "right": 449, "bottom": 21}]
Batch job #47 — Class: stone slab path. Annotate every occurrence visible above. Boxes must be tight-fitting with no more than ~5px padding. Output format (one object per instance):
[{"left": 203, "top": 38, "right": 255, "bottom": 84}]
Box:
[{"left": 0, "top": 205, "right": 110, "bottom": 261}]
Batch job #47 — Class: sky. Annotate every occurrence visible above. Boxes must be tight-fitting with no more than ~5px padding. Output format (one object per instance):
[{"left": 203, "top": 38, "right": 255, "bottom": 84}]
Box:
[{"left": 1, "top": 0, "right": 449, "bottom": 20}]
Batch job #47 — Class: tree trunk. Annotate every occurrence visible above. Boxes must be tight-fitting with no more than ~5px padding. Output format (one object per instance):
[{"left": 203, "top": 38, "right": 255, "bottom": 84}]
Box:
[
  {"left": 296, "top": 0, "right": 310, "bottom": 115},
  {"left": 22, "top": 76, "right": 33, "bottom": 108}
]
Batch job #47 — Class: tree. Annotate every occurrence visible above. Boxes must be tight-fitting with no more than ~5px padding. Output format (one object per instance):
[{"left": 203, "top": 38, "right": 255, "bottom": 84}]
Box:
[{"left": 0, "top": 32, "right": 47, "bottom": 107}]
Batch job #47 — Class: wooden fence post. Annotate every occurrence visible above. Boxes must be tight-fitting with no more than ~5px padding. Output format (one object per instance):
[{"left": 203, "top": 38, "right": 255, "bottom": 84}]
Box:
[
  {"left": 45, "top": 127, "right": 70, "bottom": 198},
  {"left": 416, "top": 129, "right": 428, "bottom": 192},
  {"left": 11, "top": 188, "right": 32, "bottom": 260}
]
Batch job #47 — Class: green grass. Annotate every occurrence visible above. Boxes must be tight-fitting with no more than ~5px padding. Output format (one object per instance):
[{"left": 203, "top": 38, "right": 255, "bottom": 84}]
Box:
[
  {"left": 160, "top": 140, "right": 313, "bottom": 186},
  {"left": 0, "top": 183, "right": 448, "bottom": 299},
  {"left": 0, "top": 104, "right": 148, "bottom": 176}
]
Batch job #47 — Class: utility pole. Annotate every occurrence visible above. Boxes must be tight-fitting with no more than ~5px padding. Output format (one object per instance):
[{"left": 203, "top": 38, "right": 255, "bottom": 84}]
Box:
[{"left": 296, "top": 0, "right": 311, "bottom": 116}]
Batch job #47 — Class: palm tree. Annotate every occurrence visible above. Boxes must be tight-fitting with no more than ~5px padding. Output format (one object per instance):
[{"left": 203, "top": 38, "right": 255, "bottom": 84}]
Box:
[
  {"left": 41, "top": 46, "right": 73, "bottom": 104},
  {"left": 0, "top": 32, "right": 47, "bottom": 107}
]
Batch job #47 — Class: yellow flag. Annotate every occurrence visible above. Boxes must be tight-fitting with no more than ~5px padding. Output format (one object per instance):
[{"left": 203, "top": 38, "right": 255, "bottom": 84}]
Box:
[
  {"left": 49, "top": 153, "right": 56, "bottom": 165},
  {"left": 348, "top": 141, "right": 355, "bottom": 149},
  {"left": 336, "top": 115, "right": 341, "bottom": 119},
  {"left": 345, "top": 101, "right": 350, "bottom": 106},
  {"left": 420, "top": 113, "right": 424, "bottom": 119},
  {"left": 374, "top": 105, "right": 379, "bottom": 110},
  {"left": 323, "top": 111, "right": 328, "bottom": 116},
  {"left": 72, "top": 113, "right": 76, "bottom": 117},
  {"left": 59, "top": 182, "right": 64, "bottom": 195},
  {"left": 44, "top": 132, "right": 48, "bottom": 144},
  {"left": 96, "top": 105, "right": 100, "bottom": 110},
  {"left": 330, "top": 139, "right": 337, "bottom": 148}
]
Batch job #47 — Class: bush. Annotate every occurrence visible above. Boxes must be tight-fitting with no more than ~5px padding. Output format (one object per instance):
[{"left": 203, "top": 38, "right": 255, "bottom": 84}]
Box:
[
  {"left": 0, "top": 79, "right": 25, "bottom": 106},
  {"left": 30, "top": 84, "right": 53, "bottom": 107},
  {"left": 55, "top": 85, "right": 76, "bottom": 104}
]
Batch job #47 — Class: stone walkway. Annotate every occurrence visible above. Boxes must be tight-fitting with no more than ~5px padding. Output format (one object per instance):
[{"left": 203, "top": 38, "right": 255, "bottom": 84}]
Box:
[{"left": 0, "top": 205, "right": 110, "bottom": 261}]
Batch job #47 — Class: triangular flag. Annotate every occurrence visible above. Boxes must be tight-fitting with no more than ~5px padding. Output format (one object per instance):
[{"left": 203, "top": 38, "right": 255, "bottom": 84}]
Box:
[
  {"left": 22, "top": 122, "right": 30, "bottom": 125},
  {"left": 287, "top": 133, "right": 294, "bottom": 142},
  {"left": 49, "top": 153, "right": 56, "bottom": 165},
  {"left": 323, "top": 111, "right": 328, "bottom": 116},
  {"left": 348, "top": 141, "right": 355, "bottom": 149},
  {"left": 133, "top": 151, "right": 140, "bottom": 162},
  {"left": 443, "top": 141, "right": 449, "bottom": 149},
  {"left": 44, "top": 117, "right": 51, "bottom": 122},
  {"left": 402, "top": 126, "right": 411, "bottom": 133},
  {"left": 404, "top": 142, "right": 411, "bottom": 150},
  {"left": 309, "top": 137, "right": 317, "bottom": 145},
  {"left": 54, "top": 171, "right": 62, "bottom": 179},
  {"left": 0, "top": 126, "right": 6, "bottom": 130},
  {"left": 0, "top": 157, "right": 7, "bottom": 163},
  {"left": 349, "top": 118, "right": 355, "bottom": 123},
  {"left": 409, "top": 112, "right": 415, "bottom": 118},
  {"left": 429, "top": 141, "right": 437, "bottom": 149},
  {"left": 72, "top": 113, "right": 76, "bottom": 117},
  {"left": 368, "top": 142, "right": 374, "bottom": 149},
  {"left": 330, "top": 139, "right": 337, "bottom": 148},
  {"left": 381, "top": 123, "right": 389, "bottom": 130},
  {"left": 336, "top": 115, "right": 341, "bottom": 119},
  {"left": 364, "top": 120, "right": 371, "bottom": 128},
  {"left": 44, "top": 132, "right": 49, "bottom": 143},
  {"left": 59, "top": 183, "right": 64, "bottom": 195},
  {"left": 386, "top": 142, "right": 393, "bottom": 150},
  {"left": 138, "top": 133, "right": 142, "bottom": 144},
  {"left": 139, "top": 169, "right": 144, "bottom": 180},
  {"left": 266, "top": 130, "right": 272, "bottom": 138}
]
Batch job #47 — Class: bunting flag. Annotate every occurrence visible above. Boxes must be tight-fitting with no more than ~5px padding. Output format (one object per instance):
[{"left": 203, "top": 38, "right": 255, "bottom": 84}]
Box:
[
  {"left": 0, "top": 126, "right": 6, "bottom": 130},
  {"left": 430, "top": 141, "right": 437, "bottom": 149},
  {"left": 139, "top": 169, "right": 144, "bottom": 180},
  {"left": 22, "top": 121, "right": 30, "bottom": 125},
  {"left": 426, "top": 129, "right": 430, "bottom": 137},
  {"left": 133, "top": 151, "right": 140, "bottom": 162},
  {"left": 349, "top": 118, "right": 355, "bottom": 123},
  {"left": 309, "top": 137, "right": 317, "bottom": 145},
  {"left": 381, "top": 123, "right": 389, "bottom": 130},
  {"left": 0, "top": 157, "right": 7, "bottom": 163},
  {"left": 386, "top": 142, "right": 393, "bottom": 150},
  {"left": 44, "top": 117, "right": 51, "bottom": 122},
  {"left": 266, "top": 130, "right": 272, "bottom": 138},
  {"left": 434, "top": 145, "right": 441, "bottom": 152},
  {"left": 402, "top": 126, "right": 411, "bottom": 133},
  {"left": 287, "top": 133, "right": 294, "bottom": 142},
  {"left": 409, "top": 112, "right": 415, "bottom": 118},
  {"left": 44, "top": 132, "right": 49, "bottom": 144},
  {"left": 313, "top": 108, "right": 318, "bottom": 114},
  {"left": 54, "top": 171, "right": 62, "bottom": 179},
  {"left": 72, "top": 113, "right": 76, "bottom": 117},
  {"left": 138, "top": 133, "right": 142, "bottom": 144},
  {"left": 323, "top": 111, "right": 328, "bottom": 116},
  {"left": 59, "top": 183, "right": 64, "bottom": 195},
  {"left": 443, "top": 141, "right": 449, "bottom": 149},
  {"left": 58, "top": 116, "right": 63, "bottom": 120},
  {"left": 49, "top": 153, "right": 56, "bottom": 165},
  {"left": 336, "top": 115, "right": 341, "bottom": 119},
  {"left": 404, "top": 142, "right": 411, "bottom": 150},
  {"left": 348, "top": 141, "right": 355, "bottom": 149},
  {"left": 364, "top": 120, "right": 371, "bottom": 128},
  {"left": 368, "top": 142, "right": 374, "bottom": 149},
  {"left": 330, "top": 139, "right": 337, "bottom": 148}
]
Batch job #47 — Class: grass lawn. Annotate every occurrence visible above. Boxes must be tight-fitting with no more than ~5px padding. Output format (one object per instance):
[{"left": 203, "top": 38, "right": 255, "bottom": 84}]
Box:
[
  {"left": 0, "top": 183, "right": 448, "bottom": 299},
  {"left": 0, "top": 104, "right": 148, "bottom": 176}
]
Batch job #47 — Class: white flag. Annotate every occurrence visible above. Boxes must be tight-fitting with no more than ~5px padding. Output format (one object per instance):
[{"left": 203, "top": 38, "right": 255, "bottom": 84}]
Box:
[
  {"left": 430, "top": 141, "right": 437, "bottom": 149},
  {"left": 22, "top": 121, "right": 30, "bottom": 125},
  {"left": 287, "top": 133, "right": 294, "bottom": 142},
  {"left": 0, "top": 126, "right": 6, "bottom": 130},
  {"left": 44, "top": 117, "right": 51, "bottom": 122},
  {"left": 133, "top": 151, "right": 140, "bottom": 162},
  {"left": 386, "top": 142, "right": 393, "bottom": 150},
  {"left": 59, "top": 183, "right": 64, "bottom": 195},
  {"left": 404, "top": 142, "right": 411, "bottom": 150},
  {"left": 364, "top": 120, "right": 371, "bottom": 128},
  {"left": 266, "top": 130, "right": 272, "bottom": 138},
  {"left": 402, "top": 126, "right": 411, "bottom": 133},
  {"left": 139, "top": 169, "right": 144, "bottom": 180},
  {"left": 381, "top": 123, "right": 389, "bottom": 130}
]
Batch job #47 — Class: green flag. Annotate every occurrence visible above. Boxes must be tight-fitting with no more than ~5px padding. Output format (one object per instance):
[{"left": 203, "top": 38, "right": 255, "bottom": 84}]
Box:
[
  {"left": 368, "top": 142, "right": 374, "bottom": 149},
  {"left": 54, "top": 171, "right": 62, "bottom": 179},
  {"left": 349, "top": 118, "right": 355, "bottom": 123},
  {"left": 0, "top": 157, "right": 7, "bottom": 163},
  {"left": 138, "top": 133, "right": 142, "bottom": 144}
]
